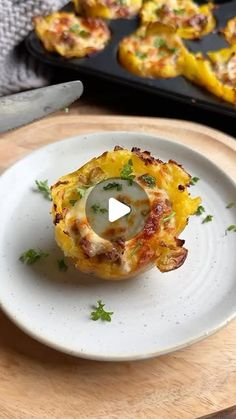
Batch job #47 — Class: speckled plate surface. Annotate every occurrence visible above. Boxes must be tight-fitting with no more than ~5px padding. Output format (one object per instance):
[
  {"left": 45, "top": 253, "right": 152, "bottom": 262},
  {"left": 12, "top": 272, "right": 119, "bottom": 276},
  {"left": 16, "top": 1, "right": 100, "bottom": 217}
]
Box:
[{"left": 0, "top": 132, "right": 236, "bottom": 361}]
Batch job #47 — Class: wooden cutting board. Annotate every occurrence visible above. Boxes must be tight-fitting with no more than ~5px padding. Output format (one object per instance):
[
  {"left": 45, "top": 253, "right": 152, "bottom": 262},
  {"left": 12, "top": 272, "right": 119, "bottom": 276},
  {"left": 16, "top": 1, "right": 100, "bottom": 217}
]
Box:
[{"left": 0, "top": 114, "right": 236, "bottom": 419}]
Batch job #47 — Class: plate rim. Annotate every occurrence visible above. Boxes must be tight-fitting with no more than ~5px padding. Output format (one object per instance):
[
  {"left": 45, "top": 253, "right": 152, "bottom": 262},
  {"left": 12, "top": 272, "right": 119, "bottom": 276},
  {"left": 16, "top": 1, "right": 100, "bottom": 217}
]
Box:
[{"left": 1, "top": 130, "right": 236, "bottom": 361}]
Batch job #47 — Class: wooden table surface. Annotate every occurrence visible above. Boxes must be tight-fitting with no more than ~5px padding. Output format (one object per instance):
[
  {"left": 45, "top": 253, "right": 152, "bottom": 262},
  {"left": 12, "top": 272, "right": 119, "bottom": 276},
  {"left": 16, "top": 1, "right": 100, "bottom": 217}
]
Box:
[{"left": 0, "top": 108, "right": 236, "bottom": 419}]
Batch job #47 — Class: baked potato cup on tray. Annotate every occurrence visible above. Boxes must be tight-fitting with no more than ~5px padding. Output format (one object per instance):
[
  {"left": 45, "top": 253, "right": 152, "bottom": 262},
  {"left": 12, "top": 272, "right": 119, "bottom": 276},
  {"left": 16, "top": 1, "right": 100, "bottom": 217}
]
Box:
[
  {"left": 180, "top": 46, "right": 236, "bottom": 104},
  {"left": 118, "top": 22, "right": 186, "bottom": 78},
  {"left": 51, "top": 146, "right": 200, "bottom": 280},
  {"left": 73, "top": 0, "right": 142, "bottom": 19},
  {"left": 222, "top": 17, "right": 236, "bottom": 46},
  {"left": 140, "top": 0, "right": 215, "bottom": 40},
  {"left": 33, "top": 12, "right": 110, "bottom": 58}
]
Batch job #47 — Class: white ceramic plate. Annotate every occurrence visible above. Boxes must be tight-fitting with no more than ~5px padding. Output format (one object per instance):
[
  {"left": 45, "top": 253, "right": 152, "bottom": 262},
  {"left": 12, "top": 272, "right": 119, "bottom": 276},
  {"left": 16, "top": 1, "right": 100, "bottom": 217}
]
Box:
[{"left": 0, "top": 132, "right": 236, "bottom": 361}]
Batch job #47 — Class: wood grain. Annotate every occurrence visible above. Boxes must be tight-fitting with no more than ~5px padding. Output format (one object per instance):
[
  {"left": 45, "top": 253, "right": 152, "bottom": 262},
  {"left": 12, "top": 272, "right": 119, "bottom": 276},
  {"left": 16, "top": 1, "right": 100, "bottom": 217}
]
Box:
[{"left": 0, "top": 114, "right": 236, "bottom": 419}]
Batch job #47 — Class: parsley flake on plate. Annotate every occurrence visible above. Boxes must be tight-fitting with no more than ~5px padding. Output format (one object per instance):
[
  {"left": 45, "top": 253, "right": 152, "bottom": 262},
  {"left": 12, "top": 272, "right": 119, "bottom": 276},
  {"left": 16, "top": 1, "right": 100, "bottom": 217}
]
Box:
[
  {"left": 226, "top": 202, "right": 235, "bottom": 209},
  {"left": 90, "top": 300, "right": 113, "bottom": 322},
  {"left": 162, "top": 211, "right": 176, "bottom": 223},
  {"left": 58, "top": 258, "right": 68, "bottom": 271},
  {"left": 69, "top": 199, "right": 78, "bottom": 206},
  {"left": 139, "top": 174, "right": 156, "bottom": 188},
  {"left": 190, "top": 177, "right": 200, "bottom": 186},
  {"left": 195, "top": 205, "right": 205, "bottom": 216},
  {"left": 135, "top": 51, "right": 148, "bottom": 60},
  {"left": 69, "top": 24, "right": 80, "bottom": 33},
  {"left": 225, "top": 224, "right": 236, "bottom": 234},
  {"left": 77, "top": 187, "right": 88, "bottom": 198},
  {"left": 202, "top": 214, "right": 213, "bottom": 224},
  {"left": 154, "top": 37, "right": 167, "bottom": 48},
  {"left": 130, "top": 241, "right": 142, "bottom": 257},
  {"left": 35, "top": 179, "right": 51, "bottom": 200},
  {"left": 120, "top": 159, "right": 135, "bottom": 185},
  {"left": 19, "top": 249, "right": 49, "bottom": 265},
  {"left": 173, "top": 8, "right": 185, "bottom": 14},
  {"left": 103, "top": 182, "right": 122, "bottom": 191},
  {"left": 91, "top": 204, "right": 108, "bottom": 214}
]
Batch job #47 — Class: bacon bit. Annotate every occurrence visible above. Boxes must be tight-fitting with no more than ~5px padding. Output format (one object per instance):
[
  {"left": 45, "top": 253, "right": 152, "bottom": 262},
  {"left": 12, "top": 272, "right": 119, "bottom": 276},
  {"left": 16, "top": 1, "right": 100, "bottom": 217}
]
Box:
[
  {"left": 59, "top": 17, "right": 71, "bottom": 25},
  {"left": 114, "top": 145, "right": 124, "bottom": 151},
  {"left": 115, "top": 237, "right": 126, "bottom": 250},
  {"left": 54, "top": 180, "right": 69, "bottom": 188},
  {"left": 178, "top": 184, "right": 185, "bottom": 191},
  {"left": 187, "top": 13, "right": 207, "bottom": 29},
  {"left": 54, "top": 213, "right": 63, "bottom": 225},
  {"left": 60, "top": 32, "right": 75, "bottom": 47},
  {"left": 53, "top": 203, "right": 57, "bottom": 211},
  {"left": 117, "top": 7, "right": 130, "bottom": 18},
  {"left": 80, "top": 238, "right": 93, "bottom": 257},
  {"left": 131, "top": 147, "right": 163, "bottom": 165},
  {"left": 175, "top": 237, "right": 185, "bottom": 247},
  {"left": 104, "top": 249, "right": 121, "bottom": 262},
  {"left": 138, "top": 246, "right": 155, "bottom": 267},
  {"left": 141, "top": 198, "right": 171, "bottom": 238},
  {"left": 83, "top": 17, "right": 107, "bottom": 31},
  {"left": 63, "top": 230, "right": 70, "bottom": 236}
]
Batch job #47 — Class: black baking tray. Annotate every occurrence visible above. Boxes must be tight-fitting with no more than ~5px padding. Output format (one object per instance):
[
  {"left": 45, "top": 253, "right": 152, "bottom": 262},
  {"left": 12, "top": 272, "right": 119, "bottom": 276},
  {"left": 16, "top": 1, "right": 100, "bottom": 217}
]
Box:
[{"left": 26, "top": 1, "right": 236, "bottom": 117}]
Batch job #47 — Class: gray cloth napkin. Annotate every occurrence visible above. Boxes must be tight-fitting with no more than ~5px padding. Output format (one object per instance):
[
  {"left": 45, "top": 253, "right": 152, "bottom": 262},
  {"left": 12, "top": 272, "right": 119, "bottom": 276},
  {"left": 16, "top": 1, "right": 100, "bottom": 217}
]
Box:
[{"left": 0, "top": 0, "right": 69, "bottom": 96}]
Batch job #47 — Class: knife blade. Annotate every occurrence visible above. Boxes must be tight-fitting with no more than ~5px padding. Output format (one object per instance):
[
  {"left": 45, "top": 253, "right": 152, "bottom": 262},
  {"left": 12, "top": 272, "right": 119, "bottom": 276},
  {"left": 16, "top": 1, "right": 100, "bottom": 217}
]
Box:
[{"left": 0, "top": 80, "right": 83, "bottom": 133}]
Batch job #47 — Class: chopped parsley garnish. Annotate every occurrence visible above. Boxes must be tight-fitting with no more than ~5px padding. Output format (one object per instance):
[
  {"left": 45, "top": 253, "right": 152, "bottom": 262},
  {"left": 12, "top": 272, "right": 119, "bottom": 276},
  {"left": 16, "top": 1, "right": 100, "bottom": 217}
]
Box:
[
  {"left": 154, "top": 37, "right": 167, "bottom": 48},
  {"left": 195, "top": 205, "right": 205, "bottom": 216},
  {"left": 190, "top": 176, "right": 200, "bottom": 186},
  {"left": 69, "top": 199, "right": 77, "bottom": 206},
  {"left": 77, "top": 187, "right": 88, "bottom": 198},
  {"left": 173, "top": 8, "right": 185, "bottom": 14},
  {"left": 69, "top": 24, "right": 80, "bottom": 33},
  {"left": 139, "top": 174, "right": 156, "bottom": 188},
  {"left": 225, "top": 224, "right": 236, "bottom": 234},
  {"left": 202, "top": 214, "right": 213, "bottom": 224},
  {"left": 90, "top": 300, "right": 113, "bottom": 322},
  {"left": 79, "top": 30, "right": 90, "bottom": 38},
  {"left": 130, "top": 241, "right": 142, "bottom": 256},
  {"left": 19, "top": 249, "right": 49, "bottom": 265},
  {"left": 35, "top": 180, "right": 51, "bottom": 200},
  {"left": 103, "top": 182, "right": 122, "bottom": 191},
  {"left": 162, "top": 211, "right": 176, "bottom": 223},
  {"left": 91, "top": 204, "right": 108, "bottom": 214},
  {"left": 58, "top": 258, "right": 68, "bottom": 271},
  {"left": 117, "top": 0, "right": 126, "bottom": 4},
  {"left": 135, "top": 51, "right": 148, "bottom": 60},
  {"left": 168, "top": 47, "right": 178, "bottom": 54},
  {"left": 120, "top": 159, "right": 135, "bottom": 185},
  {"left": 226, "top": 202, "right": 235, "bottom": 209}
]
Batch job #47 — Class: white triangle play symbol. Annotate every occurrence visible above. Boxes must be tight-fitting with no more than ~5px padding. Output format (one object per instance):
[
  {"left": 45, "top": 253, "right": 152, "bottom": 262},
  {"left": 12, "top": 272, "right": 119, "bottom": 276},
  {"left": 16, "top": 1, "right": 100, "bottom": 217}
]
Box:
[{"left": 108, "top": 198, "right": 131, "bottom": 222}]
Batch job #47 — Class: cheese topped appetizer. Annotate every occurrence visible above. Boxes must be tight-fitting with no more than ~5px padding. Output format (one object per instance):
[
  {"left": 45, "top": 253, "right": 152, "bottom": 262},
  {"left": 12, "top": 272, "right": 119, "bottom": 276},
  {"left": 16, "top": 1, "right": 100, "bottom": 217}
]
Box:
[
  {"left": 73, "top": 0, "right": 142, "bottom": 19},
  {"left": 222, "top": 17, "right": 236, "bottom": 45},
  {"left": 51, "top": 146, "right": 200, "bottom": 280},
  {"left": 180, "top": 46, "right": 236, "bottom": 104},
  {"left": 34, "top": 12, "right": 110, "bottom": 58},
  {"left": 118, "top": 23, "right": 185, "bottom": 78},
  {"left": 140, "top": 0, "right": 215, "bottom": 40}
]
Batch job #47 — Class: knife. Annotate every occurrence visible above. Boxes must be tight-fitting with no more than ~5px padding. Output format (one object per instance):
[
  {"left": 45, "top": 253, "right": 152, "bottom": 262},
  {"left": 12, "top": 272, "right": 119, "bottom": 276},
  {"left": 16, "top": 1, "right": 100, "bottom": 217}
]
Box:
[{"left": 0, "top": 80, "right": 83, "bottom": 133}]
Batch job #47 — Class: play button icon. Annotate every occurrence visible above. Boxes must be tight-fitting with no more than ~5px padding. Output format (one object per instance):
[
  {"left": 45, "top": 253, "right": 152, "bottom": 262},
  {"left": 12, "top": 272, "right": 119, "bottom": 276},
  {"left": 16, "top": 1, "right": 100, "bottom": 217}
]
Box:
[
  {"left": 108, "top": 198, "right": 131, "bottom": 222},
  {"left": 85, "top": 177, "right": 150, "bottom": 241}
]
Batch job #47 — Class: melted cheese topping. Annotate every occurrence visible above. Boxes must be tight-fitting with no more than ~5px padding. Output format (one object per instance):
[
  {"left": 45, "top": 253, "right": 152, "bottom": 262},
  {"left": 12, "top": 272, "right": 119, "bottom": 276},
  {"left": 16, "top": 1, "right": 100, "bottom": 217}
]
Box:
[
  {"left": 34, "top": 12, "right": 110, "bottom": 58},
  {"left": 118, "top": 23, "right": 184, "bottom": 78},
  {"left": 140, "top": 0, "right": 215, "bottom": 40},
  {"left": 51, "top": 148, "right": 201, "bottom": 279},
  {"left": 74, "top": 0, "right": 142, "bottom": 19}
]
